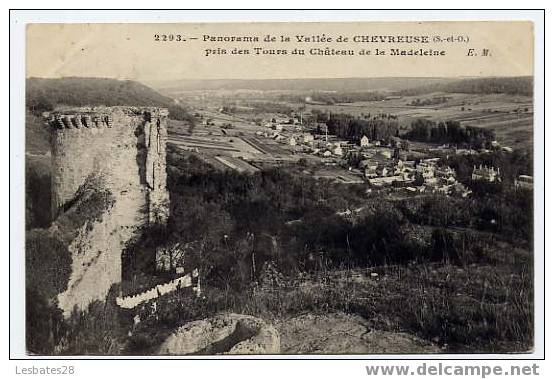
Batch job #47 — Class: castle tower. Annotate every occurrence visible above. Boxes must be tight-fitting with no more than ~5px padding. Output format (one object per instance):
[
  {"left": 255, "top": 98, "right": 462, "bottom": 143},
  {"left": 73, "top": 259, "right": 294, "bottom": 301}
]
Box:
[
  {"left": 45, "top": 106, "right": 170, "bottom": 315},
  {"left": 47, "top": 106, "right": 169, "bottom": 224}
]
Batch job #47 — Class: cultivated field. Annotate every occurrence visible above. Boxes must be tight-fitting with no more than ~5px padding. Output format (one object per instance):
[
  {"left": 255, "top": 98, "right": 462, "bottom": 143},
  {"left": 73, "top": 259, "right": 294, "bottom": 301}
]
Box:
[
  {"left": 302, "top": 93, "right": 533, "bottom": 150},
  {"left": 172, "top": 90, "right": 533, "bottom": 152}
]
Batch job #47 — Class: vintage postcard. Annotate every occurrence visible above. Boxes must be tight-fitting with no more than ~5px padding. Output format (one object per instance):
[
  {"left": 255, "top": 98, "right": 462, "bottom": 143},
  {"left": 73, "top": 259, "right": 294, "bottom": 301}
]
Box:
[{"left": 20, "top": 18, "right": 540, "bottom": 357}]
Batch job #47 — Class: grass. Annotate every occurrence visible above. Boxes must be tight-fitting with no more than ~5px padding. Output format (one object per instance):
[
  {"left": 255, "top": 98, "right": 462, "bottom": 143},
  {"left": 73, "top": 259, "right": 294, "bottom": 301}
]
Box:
[{"left": 127, "top": 242, "right": 533, "bottom": 354}]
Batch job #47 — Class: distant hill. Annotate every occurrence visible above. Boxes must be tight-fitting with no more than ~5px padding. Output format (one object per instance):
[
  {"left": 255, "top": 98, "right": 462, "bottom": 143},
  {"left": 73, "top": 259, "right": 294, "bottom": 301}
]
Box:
[
  {"left": 148, "top": 77, "right": 458, "bottom": 93},
  {"left": 394, "top": 76, "right": 533, "bottom": 96},
  {"left": 149, "top": 76, "right": 533, "bottom": 97},
  {"left": 26, "top": 77, "right": 194, "bottom": 121}
]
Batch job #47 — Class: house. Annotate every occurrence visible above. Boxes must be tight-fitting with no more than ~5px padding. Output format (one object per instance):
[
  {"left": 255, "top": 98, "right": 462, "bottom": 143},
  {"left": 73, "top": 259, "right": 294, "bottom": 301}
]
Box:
[
  {"left": 436, "top": 166, "right": 456, "bottom": 183},
  {"left": 396, "top": 159, "right": 415, "bottom": 172},
  {"left": 472, "top": 165, "right": 501, "bottom": 182},
  {"left": 394, "top": 160, "right": 406, "bottom": 173},
  {"left": 332, "top": 143, "right": 344, "bottom": 156},
  {"left": 416, "top": 162, "right": 435, "bottom": 179},
  {"left": 288, "top": 136, "right": 297, "bottom": 146},
  {"left": 360, "top": 135, "right": 370, "bottom": 147},
  {"left": 303, "top": 134, "right": 315, "bottom": 144},
  {"left": 515, "top": 175, "right": 533, "bottom": 190},
  {"left": 376, "top": 165, "right": 389, "bottom": 177},
  {"left": 422, "top": 157, "right": 441, "bottom": 165},
  {"left": 273, "top": 116, "right": 290, "bottom": 124},
  {"left": 364, "top": 167, "right": 378, "bottom": 178},
  {"left": 368, "top": 175, "right": 404, "bottom": 187},
  {"left": 452, "top": 183, "right": 473, "bottom": 197},
  {"left": 455, "top": 148, "right": 477, "bottom": 156},
  {"left": 401, "top": 160, "right": 416, "bottom": 169},
  {"left": 394, "top": 161, "right": 416, "bottom": 180},
  {"left": 360, "top": 159, "right": 379, "bottom": 178}
]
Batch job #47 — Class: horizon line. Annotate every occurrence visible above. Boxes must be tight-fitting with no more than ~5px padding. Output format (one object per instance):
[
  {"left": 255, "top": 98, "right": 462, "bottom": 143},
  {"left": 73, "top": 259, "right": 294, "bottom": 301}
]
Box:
[{"left": 26, "top": 74, "right": 534, "bottom": 82}]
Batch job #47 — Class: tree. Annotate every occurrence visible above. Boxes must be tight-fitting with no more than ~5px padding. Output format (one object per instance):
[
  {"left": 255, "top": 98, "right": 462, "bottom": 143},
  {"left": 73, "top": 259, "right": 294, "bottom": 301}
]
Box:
[
  {"left": 25, "top": 229, "right": 71, "bottom": 354},
  {"left": 26, "top": 230, "right": 72, "bottom": 299},
  {"left": 26, "top": 286, "right": 64, "bottom": 354}
]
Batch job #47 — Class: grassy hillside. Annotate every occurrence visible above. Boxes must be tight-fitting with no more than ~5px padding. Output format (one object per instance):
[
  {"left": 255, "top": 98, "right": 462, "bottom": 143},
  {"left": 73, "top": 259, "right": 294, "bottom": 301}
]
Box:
[{"left": 26, "top": 77, "right": 194, "bottom": 122}]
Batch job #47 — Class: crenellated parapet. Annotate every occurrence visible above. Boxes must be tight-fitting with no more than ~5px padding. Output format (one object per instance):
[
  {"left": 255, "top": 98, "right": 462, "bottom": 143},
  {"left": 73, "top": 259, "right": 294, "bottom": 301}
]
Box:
[
  {"left": 45, "top": 106, "right": 169, "bottom": 131},
  {"left": 47, "top": 114, "right": 112, "bottom": 129}
]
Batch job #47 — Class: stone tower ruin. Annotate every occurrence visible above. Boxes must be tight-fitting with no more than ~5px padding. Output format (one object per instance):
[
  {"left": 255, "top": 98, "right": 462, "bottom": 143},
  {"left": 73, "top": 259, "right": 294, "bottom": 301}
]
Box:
[{"left": 46, "top": 106, "right": 170, "bottom": 315}]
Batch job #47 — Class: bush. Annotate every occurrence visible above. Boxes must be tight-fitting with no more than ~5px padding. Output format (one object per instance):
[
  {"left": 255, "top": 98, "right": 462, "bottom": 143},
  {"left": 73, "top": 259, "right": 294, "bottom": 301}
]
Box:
[
  {"left": 25, "top": 229, "right": 72, "bottom": 355},
  {"left": 26, "top": 286, "right": 64, "bottom": 355},
  {"left": 26, "top": 165, "right": 52, "bottom": 229},
  {"left": 26, "top": 230, "right": 71, "bottom": 299},
  {"left": 60, "top": 292, "right": 127, "bottom": 355}
]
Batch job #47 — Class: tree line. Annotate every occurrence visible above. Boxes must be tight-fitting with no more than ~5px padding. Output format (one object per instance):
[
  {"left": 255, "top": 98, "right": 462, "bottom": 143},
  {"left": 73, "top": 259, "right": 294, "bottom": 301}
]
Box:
[
  {"left": 325, "top": 113, "right": 400, "bottom": 141},
  {"left": 404, "top": 119, "right": 495, "bottom": 148}
]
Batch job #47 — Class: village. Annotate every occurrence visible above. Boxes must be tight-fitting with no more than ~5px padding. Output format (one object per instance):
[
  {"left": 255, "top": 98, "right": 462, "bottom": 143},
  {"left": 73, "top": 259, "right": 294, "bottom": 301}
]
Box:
[{"left": 168, "top": 107, "right": 534, "bottom": 199}]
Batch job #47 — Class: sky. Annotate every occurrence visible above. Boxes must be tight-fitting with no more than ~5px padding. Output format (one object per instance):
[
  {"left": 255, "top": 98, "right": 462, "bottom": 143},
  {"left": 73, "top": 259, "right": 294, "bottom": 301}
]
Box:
[{"left": 26, "top": 22, "right": 534, "bottom": 81}]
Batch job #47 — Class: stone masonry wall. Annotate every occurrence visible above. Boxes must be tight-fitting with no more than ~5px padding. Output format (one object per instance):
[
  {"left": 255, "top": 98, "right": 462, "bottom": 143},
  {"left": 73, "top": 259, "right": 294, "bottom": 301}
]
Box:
[
  {"left": 48, "top": 106, "right": 169, "bottom": 223},
  {"left": 46, "top": 106, "right": 170, "bottom": 315},
  {"left": 57, "top": 202, "right": 131, "bottom": 316}
]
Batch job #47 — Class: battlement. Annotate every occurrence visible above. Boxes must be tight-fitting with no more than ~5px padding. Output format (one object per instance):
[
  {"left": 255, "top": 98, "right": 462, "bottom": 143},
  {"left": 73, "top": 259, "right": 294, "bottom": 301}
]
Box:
[{"left": 45, "top": 106, "right": 169, "bottom": 130}]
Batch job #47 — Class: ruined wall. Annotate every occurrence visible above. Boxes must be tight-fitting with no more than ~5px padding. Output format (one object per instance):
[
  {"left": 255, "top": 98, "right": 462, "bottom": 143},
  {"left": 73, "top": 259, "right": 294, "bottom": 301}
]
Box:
[
  {"left": 116, "top": 269, "right": 200, "bottom": 309},
  {"left": 46, "top": 106, "right": 170, "bottom": 315}
]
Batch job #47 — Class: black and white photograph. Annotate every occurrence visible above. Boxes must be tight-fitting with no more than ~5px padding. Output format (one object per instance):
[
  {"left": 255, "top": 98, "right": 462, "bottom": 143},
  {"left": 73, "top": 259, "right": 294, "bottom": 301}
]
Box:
[{"left": 12, "top": 15, "right": 543, "bottom": 360}]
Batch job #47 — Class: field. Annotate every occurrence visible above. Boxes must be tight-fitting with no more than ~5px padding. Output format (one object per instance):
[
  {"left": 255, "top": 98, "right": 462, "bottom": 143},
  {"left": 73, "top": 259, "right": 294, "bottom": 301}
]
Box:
[
  {"left": 171, "top": 89, "right": 533, "bottom": 152},
  {"left": 168, "top": 118, "right": 303, "bottom": 169},
  {"left": 303, "top": 93, "right": 532, "bottom": 150}
]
